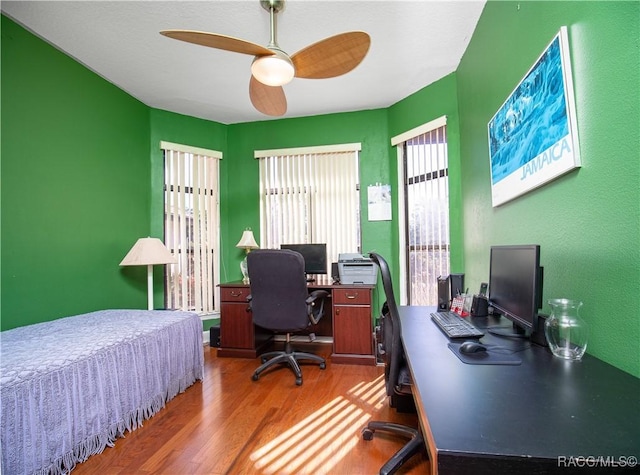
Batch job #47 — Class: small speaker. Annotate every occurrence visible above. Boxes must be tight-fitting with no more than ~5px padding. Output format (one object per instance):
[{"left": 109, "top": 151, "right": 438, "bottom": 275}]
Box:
[
  {"left": 331, "top": 262, "right": 340, "bottom": 283},
  {"left": 470, "top": 295, "right": 489, "bottom": 317},
  {"left": 450, "top": 273, "right": 465, "bottom": 297},
  {"left": 437, "top": 275, "right": 450, "bottom": 310},
  {"left": 209, "top": 325, "right": 220, "bottom": 347}
]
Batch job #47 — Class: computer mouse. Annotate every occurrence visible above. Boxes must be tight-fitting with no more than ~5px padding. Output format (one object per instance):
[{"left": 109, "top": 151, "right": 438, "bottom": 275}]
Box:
[{"left": 459, "top": 341, "right": 488, "bottom": 354}]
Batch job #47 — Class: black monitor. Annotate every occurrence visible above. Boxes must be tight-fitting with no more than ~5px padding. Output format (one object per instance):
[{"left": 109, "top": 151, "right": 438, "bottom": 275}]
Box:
[
  {"left": 488, "top": 245, "right": 543, "bottom": 337},
  {"left": 280, "top": 243, "right": 327, "bottom": 277}
]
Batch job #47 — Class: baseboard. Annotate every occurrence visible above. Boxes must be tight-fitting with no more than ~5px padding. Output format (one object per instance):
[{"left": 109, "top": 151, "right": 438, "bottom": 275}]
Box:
[{"left": 201, "top": 312, "right": 220, "bottom": 347}]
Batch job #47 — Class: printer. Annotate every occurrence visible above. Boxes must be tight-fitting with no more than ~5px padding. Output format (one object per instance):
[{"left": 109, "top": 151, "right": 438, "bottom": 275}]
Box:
[{"left": 338, "top": 253, "right": 377, "bottom": 285}]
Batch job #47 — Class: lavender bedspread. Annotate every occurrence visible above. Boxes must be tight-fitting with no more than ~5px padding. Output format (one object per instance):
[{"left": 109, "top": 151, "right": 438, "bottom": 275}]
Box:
[{"left": 0, "top": 309, "right": 204, "bottom": 475}]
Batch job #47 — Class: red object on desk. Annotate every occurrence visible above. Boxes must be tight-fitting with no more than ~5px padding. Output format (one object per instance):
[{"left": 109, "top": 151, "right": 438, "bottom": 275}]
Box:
[{"left": 450, "top": 295, "right": 470, "bottom": 317}]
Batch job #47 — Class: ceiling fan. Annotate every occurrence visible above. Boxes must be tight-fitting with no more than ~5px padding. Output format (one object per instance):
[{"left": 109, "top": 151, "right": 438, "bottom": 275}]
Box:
[{"left": 160, "top": 0, "right": 371, "bottom": 117}]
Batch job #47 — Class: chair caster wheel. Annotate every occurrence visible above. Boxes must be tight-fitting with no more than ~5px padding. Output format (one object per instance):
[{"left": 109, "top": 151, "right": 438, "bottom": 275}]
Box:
[
  {"left": 320, "top": 362, "right": 326, "bottom": 370},
  {"left": 252, "top": 373, "right": 259, "bottom": 381},
  {"left": 295, "top": 378, "right": 302, "bottom": 386},
  {"left": 362, "top": 428, "right": 374, "bottom": 441}
]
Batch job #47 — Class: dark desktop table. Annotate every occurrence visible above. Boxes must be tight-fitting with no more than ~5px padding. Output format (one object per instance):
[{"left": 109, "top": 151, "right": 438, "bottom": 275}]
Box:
[{"left": 399, "top": 306, "right": 640, "bottom": 475}]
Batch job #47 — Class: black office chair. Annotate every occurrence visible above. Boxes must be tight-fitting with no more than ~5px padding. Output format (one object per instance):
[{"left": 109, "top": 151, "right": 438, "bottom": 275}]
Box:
[
  {"left": 247, "top": 249, "right": 329, "bottom": 386},
  {"left": 362, "top": 252, "right": 426, "bottom": 475}
]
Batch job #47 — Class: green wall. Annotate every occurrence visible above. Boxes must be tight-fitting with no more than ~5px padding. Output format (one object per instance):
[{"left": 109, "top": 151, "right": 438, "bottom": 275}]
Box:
[
  {"left": 223, "top": 110, "right": 399, "bottom": 315},
  {"left": 1, "top": 15, "right": 151, "bottom": 329},
  {"left": 456, "top": 1, "right": 639, "bottom": 376},
  {"left": 221, "top": 84, "right": 462, "bottom": 320},
  {"left": 2, "top": 2, "right": 638, "bottom": 378},
  {"left": 224, "top": 110, "right": 392, "bottom": 280}
]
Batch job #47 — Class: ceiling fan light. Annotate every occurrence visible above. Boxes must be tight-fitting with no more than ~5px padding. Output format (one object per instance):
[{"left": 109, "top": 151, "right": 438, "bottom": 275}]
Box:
[{"left": 251, "top": 50, "right": 295, "bottom": 87}]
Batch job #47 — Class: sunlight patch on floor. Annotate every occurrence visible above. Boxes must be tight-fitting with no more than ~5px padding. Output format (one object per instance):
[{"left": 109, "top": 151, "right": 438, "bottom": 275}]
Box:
[
  {"left": 347, "top": 373, "right": 387, "bottom": 409},
  {"left": 250, "top": 376, "right": 387, "bottom": 474}
]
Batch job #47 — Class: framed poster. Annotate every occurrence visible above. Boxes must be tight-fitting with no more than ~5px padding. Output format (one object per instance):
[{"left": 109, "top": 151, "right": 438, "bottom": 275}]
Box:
[{"left": 488, "top": 26, "right": 581, "bottom": 207}]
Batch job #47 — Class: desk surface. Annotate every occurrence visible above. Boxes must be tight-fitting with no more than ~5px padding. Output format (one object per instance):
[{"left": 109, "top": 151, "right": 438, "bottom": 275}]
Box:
[{"left": 400, "top": 306, "right": 640, "bottom": 475}]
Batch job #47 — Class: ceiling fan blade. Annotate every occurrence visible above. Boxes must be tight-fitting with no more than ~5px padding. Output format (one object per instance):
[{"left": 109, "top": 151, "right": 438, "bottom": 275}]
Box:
[
  {"left": 250, "top": 76, "right": 287, "bottom": 116},
  {"left": 160, "top": 30, "right": 274, "bottom": 56},
  {"left": 292, "top": 31, "right": 371, "bottom": 79}
]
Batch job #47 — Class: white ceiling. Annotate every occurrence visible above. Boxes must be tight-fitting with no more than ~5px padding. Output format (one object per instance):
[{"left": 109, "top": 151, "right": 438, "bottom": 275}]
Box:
[{"left": 3, "top": 0, "right": 486, "bottom": 124}]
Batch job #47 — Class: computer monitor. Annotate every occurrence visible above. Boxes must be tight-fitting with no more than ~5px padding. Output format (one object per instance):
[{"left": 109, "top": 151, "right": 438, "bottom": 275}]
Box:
[
  {"left": 488, "top": 245, "right": 543, "bottom": 337},
  {"left": 280, "top": 243, "right": 327, "bottom": 277}
]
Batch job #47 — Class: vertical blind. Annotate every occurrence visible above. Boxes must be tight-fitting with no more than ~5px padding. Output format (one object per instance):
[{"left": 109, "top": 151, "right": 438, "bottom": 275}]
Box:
[
  {"left": 162, "top": 142, "right": 221, "bottom": 314},
  {"left": 255, "top": 144, "right": 361, "bottom": 266},
  {"left": 403, "top": 125, "right": 450, "bottom": 305}
]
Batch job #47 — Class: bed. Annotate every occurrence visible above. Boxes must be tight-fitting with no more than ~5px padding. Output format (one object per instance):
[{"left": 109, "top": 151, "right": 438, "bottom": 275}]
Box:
[{"left": 1, "top": 309, "right": 204, "bottom": 475}]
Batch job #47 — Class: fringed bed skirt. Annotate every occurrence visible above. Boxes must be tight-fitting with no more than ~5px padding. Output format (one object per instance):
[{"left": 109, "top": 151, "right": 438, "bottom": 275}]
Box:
[{"left": 1, "top": 309, "right": 204, "bottom": 475}]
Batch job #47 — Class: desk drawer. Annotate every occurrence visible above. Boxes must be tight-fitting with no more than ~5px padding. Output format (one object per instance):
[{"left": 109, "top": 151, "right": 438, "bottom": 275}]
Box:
[
  {"left": 220, "top": 287, "right": 250, "bottom": 302},
  {"left": 333, "top": 288, "right": 370, "bottom": 305}
]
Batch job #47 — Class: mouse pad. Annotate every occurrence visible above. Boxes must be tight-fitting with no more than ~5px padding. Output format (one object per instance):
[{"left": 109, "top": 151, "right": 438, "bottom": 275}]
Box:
[{"left": 448, "top": 343, "right": 522, "bottom": 365}]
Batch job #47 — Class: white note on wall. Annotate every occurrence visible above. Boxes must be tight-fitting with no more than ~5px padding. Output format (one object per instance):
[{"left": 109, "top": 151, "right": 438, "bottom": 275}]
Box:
[{"left": 368, "top": 184, "right": 392, "bottom": 221}]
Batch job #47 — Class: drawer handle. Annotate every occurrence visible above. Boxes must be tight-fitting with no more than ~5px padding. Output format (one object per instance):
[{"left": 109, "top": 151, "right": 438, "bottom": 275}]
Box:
[
  {"left": 230, "top": 291, "right": 244, "bottom": 297},
  {"left": 346, "top": 293, "right": 358, "bottom": 299}
]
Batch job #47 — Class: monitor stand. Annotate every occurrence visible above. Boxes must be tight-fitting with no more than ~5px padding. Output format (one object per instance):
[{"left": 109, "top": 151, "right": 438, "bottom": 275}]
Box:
[{"left": 487, "top": 322, "right": 530, "bottom": 339}]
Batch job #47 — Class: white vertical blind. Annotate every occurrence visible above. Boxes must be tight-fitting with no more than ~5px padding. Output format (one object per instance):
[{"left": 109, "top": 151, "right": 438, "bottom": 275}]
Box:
[
  {"left": 162, "top": 143, "right": 221, "bottom": 314},
  {"left": 402, "top": 124, "right": 450, "bottom": 305},
  {"left": 256, "top": 144, "right": 360, "bottom": 268}
]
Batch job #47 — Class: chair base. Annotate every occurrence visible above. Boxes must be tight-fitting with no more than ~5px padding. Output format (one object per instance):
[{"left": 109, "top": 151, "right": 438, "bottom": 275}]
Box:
[
  {"left": 252, "top": 340, "right": 326, "bottom": 385},
  {"left": 362, "top": 421, "right": 425, "bottom": 475}
]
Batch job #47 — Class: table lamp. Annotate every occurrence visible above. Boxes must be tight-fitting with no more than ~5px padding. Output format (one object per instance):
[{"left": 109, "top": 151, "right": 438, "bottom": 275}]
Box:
[
  {"left": 236, "top": 229, "right": 259, "bottom": 284},
  {"left": 120, "top": 237, "right": 177, "bottom": 310}
]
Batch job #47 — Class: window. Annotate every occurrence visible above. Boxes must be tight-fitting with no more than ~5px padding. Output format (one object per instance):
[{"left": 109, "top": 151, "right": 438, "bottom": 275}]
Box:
[
  {"left": 255, "top": 144, "right": 361, "bottom": 267},
  {"left": 392, "top": 117, "right": 450, "bottom": 305},
  {"left": 162, "top": 141, "right": 221, "bottom": 314}
]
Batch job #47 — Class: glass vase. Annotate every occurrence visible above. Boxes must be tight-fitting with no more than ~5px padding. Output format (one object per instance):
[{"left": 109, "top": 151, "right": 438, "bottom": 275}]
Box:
[{"left": 544, "top": 299, "right": 588, "bottom": 361}]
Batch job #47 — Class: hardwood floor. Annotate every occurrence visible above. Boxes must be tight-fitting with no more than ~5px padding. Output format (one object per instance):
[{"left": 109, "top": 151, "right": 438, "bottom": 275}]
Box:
[{"left": 73, "top": 343, "right": 430, "bottom": 474}]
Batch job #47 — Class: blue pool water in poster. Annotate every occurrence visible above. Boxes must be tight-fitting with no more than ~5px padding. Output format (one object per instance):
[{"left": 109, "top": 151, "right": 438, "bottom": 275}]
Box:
[{"left": 488, "top": 35, "right": 568, "bottom": 184}]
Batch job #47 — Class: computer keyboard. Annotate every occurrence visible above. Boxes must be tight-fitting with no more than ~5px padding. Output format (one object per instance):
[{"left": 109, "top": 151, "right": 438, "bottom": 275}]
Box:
[{"left": 430, "top": 311, "right": 485, "bottom": 339}]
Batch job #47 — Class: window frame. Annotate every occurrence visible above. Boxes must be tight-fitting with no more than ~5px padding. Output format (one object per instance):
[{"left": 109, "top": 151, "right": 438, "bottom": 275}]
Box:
[
  {"left": 392, "top": 116, "right": 449, "bottom": 305},
  {"left": 161, "top": 141, "right": 222, "bottom": 315}
]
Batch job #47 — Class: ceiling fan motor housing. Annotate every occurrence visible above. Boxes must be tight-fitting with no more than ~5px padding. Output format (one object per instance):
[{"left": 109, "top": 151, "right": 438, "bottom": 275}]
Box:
[{"left": 261, "top": 0, "right": 285, "bottom": 14}]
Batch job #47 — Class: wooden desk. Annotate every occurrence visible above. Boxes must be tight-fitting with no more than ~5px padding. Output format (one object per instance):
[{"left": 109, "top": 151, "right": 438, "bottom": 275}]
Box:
[
  {"left": 218, "top": 280, "right": 376, "bottom": 365},
  {"left": 399, "top": 306, "right": 640, "bottom": 475}
]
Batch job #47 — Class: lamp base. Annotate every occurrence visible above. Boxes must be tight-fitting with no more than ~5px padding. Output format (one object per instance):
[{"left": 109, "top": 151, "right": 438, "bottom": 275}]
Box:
[{"left": 240, "top": 257, "right": 250, "bottom": 284}]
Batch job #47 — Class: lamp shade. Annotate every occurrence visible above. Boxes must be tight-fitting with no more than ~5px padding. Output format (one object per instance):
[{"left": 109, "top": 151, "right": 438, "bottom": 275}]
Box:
[
  {"left": 236, "top": 230, "right": 259, "bottom": 250},
  {"left": 120, "top": 237, "right": 176, "bottom": 266}
]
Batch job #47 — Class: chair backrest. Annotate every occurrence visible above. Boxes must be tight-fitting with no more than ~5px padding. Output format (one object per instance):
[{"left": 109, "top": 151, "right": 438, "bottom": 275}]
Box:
[
  {"left": 369, "top": 252, "right": 404, "bottom": 397},
  {"left": 247, "top": 249, "right": 311, "bottom": 332}
]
